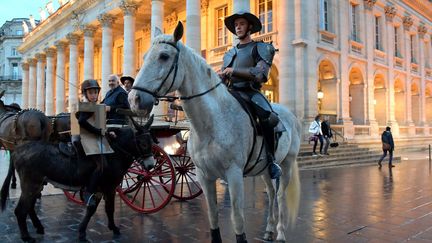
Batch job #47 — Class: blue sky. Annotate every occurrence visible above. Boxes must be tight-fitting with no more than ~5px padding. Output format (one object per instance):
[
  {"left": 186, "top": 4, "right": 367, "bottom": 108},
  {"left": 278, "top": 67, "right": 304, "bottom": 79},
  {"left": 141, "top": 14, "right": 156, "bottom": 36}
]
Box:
[{"left": 0, "top": 0, "right": 61, "bottom": 27}]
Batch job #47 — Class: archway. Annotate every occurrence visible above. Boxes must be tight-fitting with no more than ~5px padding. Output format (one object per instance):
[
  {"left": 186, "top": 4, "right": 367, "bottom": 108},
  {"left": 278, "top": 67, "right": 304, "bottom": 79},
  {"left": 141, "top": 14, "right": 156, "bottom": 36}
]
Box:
[
  {"left": 411, "top": 81, "right": 420, "bottom": 125},
  {"left": 318, "top": 60, "right": 337, "bottom": 117},
  {"left": 262, "top": 65, "right": 279, "bottom": 103},
  {"left": 374, "top": 73, "right": 387, "bottom": 125},
  {"left": 394, "top": 78, "right": 406, "bottom": 124},
  {"left": 349, "top": 67, "right": 365, "bottom": 124},
  {"left": 425, "top": 83, "right": 432, "bottom": 124}
]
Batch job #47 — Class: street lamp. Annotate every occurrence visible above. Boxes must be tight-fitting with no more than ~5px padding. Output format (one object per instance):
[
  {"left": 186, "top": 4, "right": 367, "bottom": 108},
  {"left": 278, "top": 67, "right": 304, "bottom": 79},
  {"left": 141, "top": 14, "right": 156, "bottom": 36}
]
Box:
[{"left": 317, "top": 89, "right": 324, "bottom": 99}]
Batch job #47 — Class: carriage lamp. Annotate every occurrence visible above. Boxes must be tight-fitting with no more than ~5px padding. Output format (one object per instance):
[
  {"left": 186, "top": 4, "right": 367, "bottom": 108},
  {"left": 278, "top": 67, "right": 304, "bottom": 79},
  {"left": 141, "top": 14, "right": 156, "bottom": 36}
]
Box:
[
  {"left": 164, "top": 141, "right": 181, "bottom": 155},
  {"left": 317, "top": 89, "right": 324, "bottom": 99}
]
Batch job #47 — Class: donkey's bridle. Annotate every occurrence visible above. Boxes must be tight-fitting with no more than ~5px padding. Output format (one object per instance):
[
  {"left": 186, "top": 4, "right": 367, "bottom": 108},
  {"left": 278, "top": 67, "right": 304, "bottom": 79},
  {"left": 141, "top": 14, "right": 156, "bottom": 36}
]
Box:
[{"left": 132, "top": 40, "right": 223, "bottom": 102}]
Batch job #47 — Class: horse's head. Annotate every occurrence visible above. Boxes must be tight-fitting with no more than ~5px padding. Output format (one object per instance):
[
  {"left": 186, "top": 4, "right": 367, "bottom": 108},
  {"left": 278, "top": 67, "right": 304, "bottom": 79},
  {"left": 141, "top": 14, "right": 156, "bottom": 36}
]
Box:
[
  {"left": 107, "top": 116, "right": 155, "bottom": 170},
  {"left": 129, "top": 22, "right": 185, "bottom": 115}
]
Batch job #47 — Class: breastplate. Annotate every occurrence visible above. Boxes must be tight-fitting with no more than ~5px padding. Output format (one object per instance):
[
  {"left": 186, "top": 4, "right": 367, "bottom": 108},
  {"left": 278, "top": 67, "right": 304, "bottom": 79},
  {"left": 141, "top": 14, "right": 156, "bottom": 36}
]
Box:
[{"left": 231, "top": 42, "right": 256, "bottom": 83}]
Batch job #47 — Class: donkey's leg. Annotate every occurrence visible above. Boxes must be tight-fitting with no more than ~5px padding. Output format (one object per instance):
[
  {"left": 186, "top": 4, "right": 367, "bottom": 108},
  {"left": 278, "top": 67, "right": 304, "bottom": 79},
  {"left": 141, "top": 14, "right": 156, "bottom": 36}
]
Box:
[
  {"left": 197, "top": 172, "right": 220, "bottom": 243},
  {"left": 261, "top": 173, "right": 277, "bottom": 241},
  {"left": 78, "top": 197, "right": 102, "bottom": 241},
  {"left": 104, "top": 190, "right": 120, "bottom": 235},
  {"left": 15, "top": 196, "right": 35, "bottom": 242},
  {"left": 226, "top": 167, "right": 247, "bottom": 243},
  {"left": 28, "top": 196, "right": 44, "bottom": 234},
  {"left": 11, "top": 166, "right": 17, "bottom": 189},
  {"left": 276, "top": 155, "right": 300, "bottom": 242}
]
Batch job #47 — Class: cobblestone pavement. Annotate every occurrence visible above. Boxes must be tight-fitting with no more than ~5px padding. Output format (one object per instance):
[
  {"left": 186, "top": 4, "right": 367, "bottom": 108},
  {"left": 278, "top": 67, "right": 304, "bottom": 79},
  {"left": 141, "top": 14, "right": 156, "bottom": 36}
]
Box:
[{"left": 1, "top": 150, "right": 432, "bottom": 242}]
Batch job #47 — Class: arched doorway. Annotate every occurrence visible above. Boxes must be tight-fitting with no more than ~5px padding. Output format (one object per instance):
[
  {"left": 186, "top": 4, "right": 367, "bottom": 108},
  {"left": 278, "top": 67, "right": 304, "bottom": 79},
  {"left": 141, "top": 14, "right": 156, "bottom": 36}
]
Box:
[
  {"left": 394, "top": 78, "right": 406, "bottom": 124},
  {"left": 349, "top": 67, "right": 365, "bottom": 124},
  {"left": 374, "top": 74, "right": 387, "bottom": 125},
  {"left": 426, "top": 82, "right": 432, "bottom": 124},
  {"left": 318, "top": 60, "right": 337, "bottom": 117},
  {"left": 411, "top": 81, "right": 420, "bottom": 125},
  {"left": 262, "top": 65, "right": 279, "bottom": 103}
]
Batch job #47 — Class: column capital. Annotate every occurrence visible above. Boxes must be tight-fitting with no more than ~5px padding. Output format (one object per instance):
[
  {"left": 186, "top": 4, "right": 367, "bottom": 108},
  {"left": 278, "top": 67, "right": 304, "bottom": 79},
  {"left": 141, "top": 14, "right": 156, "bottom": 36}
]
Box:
[
  {"left": 66, "top": 33, "right": 81, "bottom": 45},
  {"left": 418, "top": 24, "right": 428, "bottom": 39},
  {"left": 98, "top": 13, "right": 115, "bottom": 28},
  {"left": 403, "top": 15, "right": 414, "bottom": 31},
  {"left": 165, "top": 11, "right": 178, "bottom": 28},
  {"left": 384, "top": 5, "right": 397, "bottom": 22},
  {"left": 54, "top": 40, "right": 68, "bottom": 51},
  {"left": 21, "top": 62, "right": 29, "bottom": 70},
  {"left": 201, "top": 0, "right": 209, "bottom": 15},
  {"left": 83, "top": 25, "right": 97, "bottom": 37},
  {"left": 363, "top": 0, "right": 377, "bottom": 11},
  {"left": 44, "top": 47, "right": 56, "bottom": 57},
  {"left": 28, "top": 58, "right": 37, "bottom": 66},
  {"left": 120, "top": 0, "right": 138, "bottom": 16},
  {"left": 35, "top": 53, "right": 46, "bottom": 62}
]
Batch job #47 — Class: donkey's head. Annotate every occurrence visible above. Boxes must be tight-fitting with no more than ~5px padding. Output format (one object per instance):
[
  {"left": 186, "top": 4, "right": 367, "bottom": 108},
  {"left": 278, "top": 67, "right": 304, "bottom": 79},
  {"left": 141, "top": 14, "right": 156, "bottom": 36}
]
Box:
[{"left": 129, "top": 22, "right": 185, "bottom": 115}]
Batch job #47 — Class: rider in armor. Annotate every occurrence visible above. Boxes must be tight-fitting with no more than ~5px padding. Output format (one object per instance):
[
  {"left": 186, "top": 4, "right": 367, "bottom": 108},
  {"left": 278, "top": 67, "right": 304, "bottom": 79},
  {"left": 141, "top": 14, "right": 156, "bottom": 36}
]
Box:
[
  {"left": 218, "top": 12, "right": 281, "bottom": 179},
  {"left": 75, "top": 80, "right": 105, "bottom": 207}
]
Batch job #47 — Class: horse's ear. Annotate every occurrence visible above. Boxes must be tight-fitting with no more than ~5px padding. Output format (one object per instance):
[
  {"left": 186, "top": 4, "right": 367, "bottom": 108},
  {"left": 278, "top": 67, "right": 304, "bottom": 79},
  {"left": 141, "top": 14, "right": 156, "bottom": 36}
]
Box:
[
  {"left": 173, "top": 21, "right": 183, "bottom": 43},
  {"left": 154, "top": 27, "right": 163, "bottom": 37}
]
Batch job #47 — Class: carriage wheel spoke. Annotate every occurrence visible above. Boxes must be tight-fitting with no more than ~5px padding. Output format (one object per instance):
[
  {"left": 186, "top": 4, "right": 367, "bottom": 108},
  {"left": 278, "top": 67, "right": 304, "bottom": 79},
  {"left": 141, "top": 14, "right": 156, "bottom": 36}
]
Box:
[
  {"left": 186, "top": 172, "right": 201, "bottom": 190},
  {"left": 148, "top": 179, "right": 167, "bottom": 204},
  {"left": 131, "top": 181, "right": 143, "bottom": 203}
]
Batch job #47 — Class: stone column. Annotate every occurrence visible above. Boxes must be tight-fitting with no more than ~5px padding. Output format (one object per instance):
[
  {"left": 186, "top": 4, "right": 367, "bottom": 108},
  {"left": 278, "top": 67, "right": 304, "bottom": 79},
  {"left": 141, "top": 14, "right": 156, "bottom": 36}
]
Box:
[
  {"left": 364, "top": 0, "right": 379, "bottom": 137},
  {"left": 21, "top": 62, "right": 29, "bottom": 109},
  {"left": 418, "top": 24, "right": 428, "bottom": 134},
  {"left": 403, "top": 15, "right": 415, "bottom": 135},
  {"left": 384, "top": 4, "right": 399, "bottom": 136},
  {"left": 186, "top": 0, "right": 201, "bottom": 53},
  {"left": 151, "top": 0, "right": 164, "bottom": 40},
  {"left": 35, "top": 53, "right": 46, "bottom": 111},
  {"left": 338, "top": 0, "right": 354, "bottom": 138},
  {"left": 67, "top": 33, "right": 80, "bottom": 112},
  {"left": 55, "top": 41, "right": 67, "bottom": 113},
  {"left": 45, "top": 47, "right": 56, "bottom": 116},
  {"left": 83, "top": 25, "right": 96, "bottom": 80},
  {"left": 28, "top": 58, "right": 37, "bottom": 108},
  {"left": 120, "top": 1, "right": 138, "bottom": 77},
  {"left": 98, "top": 13, "right": 115, "bottom": 96}
]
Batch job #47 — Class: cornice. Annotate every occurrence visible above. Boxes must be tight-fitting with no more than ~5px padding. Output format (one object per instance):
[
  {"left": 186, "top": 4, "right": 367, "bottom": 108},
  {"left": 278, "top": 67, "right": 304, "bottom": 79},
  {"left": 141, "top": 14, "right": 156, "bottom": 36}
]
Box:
[{"left": 402, "top": 0, "right": 432, "bottom": 22}]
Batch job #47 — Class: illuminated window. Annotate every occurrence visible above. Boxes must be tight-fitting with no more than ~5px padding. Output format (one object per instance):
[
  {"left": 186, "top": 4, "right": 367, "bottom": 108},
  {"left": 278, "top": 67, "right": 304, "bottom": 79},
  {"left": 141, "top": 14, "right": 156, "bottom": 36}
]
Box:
[
  {"left": 216, "top": 5, "right": 228, "bottom": 46},
  {"left": 117, "top": 46, "right": 123, "bottom": 74},
  {"left": 136, "top": 38, "right": 142, "bottom": 71},
  {"left": 258, "top": 0, "right": 273, "bottom": 34}
]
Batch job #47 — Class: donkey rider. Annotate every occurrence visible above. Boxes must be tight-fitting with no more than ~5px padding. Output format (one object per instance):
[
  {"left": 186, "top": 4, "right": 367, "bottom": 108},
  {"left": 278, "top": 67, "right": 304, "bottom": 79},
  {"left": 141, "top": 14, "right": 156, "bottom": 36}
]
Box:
[{"left": 217, "top": 12, "right": 281, "bottom": 179}]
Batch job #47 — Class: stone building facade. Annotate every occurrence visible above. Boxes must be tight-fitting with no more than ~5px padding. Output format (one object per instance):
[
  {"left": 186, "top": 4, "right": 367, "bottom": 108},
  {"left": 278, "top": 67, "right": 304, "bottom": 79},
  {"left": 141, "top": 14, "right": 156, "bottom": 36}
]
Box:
[{"left": 18, "top": 0, "right": 432, "bottom": 140}]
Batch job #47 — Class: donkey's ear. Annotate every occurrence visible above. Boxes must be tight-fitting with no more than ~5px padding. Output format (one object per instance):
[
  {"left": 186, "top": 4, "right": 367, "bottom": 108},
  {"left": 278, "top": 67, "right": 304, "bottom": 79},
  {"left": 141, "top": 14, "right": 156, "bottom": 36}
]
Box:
[
  {"left": 173, "top": 21, "right": 183, "bottom": 43},
  {"left": 154, "top": 27, "right": 163, "bottom": 37},
  {"left": 0, "top": 89, "right": 5, "bottom": 99}
]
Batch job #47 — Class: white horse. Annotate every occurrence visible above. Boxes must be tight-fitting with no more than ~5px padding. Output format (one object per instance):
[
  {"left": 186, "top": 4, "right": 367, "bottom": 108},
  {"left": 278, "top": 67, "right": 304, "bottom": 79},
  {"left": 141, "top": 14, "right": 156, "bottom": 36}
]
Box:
[{"left": 129, "top": 22, "right": 301, "bottom": 243}]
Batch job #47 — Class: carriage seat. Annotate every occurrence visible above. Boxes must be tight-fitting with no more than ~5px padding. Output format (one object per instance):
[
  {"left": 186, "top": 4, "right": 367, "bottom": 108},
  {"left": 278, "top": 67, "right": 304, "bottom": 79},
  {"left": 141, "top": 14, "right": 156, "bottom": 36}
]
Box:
[{"left": 59, "top": 142, "right": 77, "bottom": 158}]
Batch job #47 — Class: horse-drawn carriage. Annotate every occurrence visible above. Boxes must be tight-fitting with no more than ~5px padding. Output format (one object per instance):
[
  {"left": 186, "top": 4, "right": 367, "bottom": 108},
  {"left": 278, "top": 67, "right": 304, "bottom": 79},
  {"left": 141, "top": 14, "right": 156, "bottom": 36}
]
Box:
[{"left": 63, "top": 106, "right": 202, "bottom": 213}]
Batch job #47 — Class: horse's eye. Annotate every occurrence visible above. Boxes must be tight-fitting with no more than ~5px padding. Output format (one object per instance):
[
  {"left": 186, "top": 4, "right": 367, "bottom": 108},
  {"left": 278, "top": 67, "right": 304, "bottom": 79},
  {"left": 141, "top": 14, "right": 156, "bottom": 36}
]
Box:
[{"left": 159, "top": 53, "right": 169, "bottom": 61}]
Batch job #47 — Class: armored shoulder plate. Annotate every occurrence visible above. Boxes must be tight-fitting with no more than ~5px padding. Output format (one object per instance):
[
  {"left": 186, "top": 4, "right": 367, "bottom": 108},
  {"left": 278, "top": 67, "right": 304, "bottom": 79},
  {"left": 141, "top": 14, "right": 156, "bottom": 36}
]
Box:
[
  {"left": 256, "top": 42, "right": 275, "bottom": 66},
  {"left": 222, "top": 47, "right": 237, "bottom": 69}
]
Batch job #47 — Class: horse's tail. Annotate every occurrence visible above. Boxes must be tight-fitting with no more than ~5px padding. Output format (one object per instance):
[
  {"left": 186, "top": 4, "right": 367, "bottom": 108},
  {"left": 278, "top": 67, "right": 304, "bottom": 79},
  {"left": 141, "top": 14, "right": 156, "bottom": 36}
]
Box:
[
  {"left": 0, "top": 152, "right": 13, "bottom": 212},
  {"left": 286, "top": 158, "right": 300, "bottom": 227}
]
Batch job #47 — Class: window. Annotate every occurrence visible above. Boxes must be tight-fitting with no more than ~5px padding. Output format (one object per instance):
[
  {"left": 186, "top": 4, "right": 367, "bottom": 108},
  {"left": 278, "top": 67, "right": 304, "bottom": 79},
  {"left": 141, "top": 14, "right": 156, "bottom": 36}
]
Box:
[
  {"left": 410, "top": 35, "right": 416, "bottom": 63},
  {"left": 350, "top": 4, "right": 359, "bottom": 41},
  {"left": 394, "top": 26, "right": 400, "bottom": 57},
  {"left": 11, "top": 47, "right": 17, "bottom": 56},
  {"left": 117, "top": 46, "right": 123, "bottom": 74},
  {"left": 136, "top": 38, "right": 142, "bottom": 71},
  {"left": 258, "top": 0, "right": 273, "bottom": 34},
  {"left": 216, "top": 5, "right": 228, "bottom": 46},
  {"left": 375, "top": 16, "right": 381, "bottom": 50},
  {"left": 12, "top": 63, "right": 18, "bottom": 80},
  {"left": 320, "top": 0, "right": 329, "bottom": 31}
]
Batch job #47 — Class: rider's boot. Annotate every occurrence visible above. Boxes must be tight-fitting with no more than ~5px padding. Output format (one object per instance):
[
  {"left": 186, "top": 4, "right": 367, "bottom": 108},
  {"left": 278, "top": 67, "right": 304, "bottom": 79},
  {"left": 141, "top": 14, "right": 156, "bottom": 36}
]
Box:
[{"left": 262, "top": 114, "right": 282, "bottom": 179}]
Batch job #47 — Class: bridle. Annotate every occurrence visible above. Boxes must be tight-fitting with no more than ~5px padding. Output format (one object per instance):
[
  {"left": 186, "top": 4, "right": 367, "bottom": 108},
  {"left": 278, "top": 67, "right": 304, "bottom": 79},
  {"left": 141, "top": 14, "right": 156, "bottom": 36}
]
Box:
[
  {"left": 107, "top": 130, "right": 153, "bottom": 161},
  {"left": 132, "top": 40, "right": 223, "bottom": 103}
]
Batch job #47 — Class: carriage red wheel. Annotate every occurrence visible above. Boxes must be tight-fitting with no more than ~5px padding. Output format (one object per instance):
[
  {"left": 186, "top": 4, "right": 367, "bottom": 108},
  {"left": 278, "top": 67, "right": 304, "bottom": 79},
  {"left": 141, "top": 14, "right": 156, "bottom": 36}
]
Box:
[
  {"left": 117, "top": 144, "right": 175, "bottom": 213},
  {"left": 170, "top": 153, "right": 202, "bottom": 200},
  {"left": 63, "top": 190, "right": 85, "bottom": 205}
]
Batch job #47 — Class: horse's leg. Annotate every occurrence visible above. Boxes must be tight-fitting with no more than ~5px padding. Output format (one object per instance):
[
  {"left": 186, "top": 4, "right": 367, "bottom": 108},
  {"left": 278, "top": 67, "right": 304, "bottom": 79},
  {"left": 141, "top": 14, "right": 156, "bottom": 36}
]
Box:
[
  {"left": 104, "top": 190, "right": 120, "bottom": 235},
  {"left": 276, "top": 154, "right": 300, "bottom": 242},
  {"left": 78, "top": 197, "right": 102, "bottom": 241},
  {"left": 14, "top": 196, "right": 35, "bottom": 242},
  {"left": 226, "top": 167, "right": 247, "bottom": 243},
  {"left": 261, "top": 173, "right": 276, "bottom": 241},
  {"left": 9, "top": 153, "right": 17, "bottom": 189},
  {"left": 197, "top": 172, "right": 220, "bottom": 243},
  {"left": 28, "top": 196, "right": 44, "bottom": 234}
]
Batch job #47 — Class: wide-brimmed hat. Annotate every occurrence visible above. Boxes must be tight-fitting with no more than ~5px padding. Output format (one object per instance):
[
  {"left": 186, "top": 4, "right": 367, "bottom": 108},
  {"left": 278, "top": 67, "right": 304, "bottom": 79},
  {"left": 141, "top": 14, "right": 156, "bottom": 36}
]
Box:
[
  {"left": 120, "top": 76, "right": 135, "bottom": 85},
  {"left": 224, "top": 12, "right": 262, "bottom": 35}
]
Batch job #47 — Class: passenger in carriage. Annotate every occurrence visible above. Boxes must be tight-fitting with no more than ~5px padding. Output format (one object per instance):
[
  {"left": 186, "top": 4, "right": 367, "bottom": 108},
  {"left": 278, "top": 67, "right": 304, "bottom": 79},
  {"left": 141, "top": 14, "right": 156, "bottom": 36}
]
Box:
[
  {"left": 102, "top": 74, "right": 130, "bottom": 125},
  {"left": 74, "top": 79, "right": 106, "bottom": 207},
  {"left": 217, "top": 12, "right": 281, "bottom": 179},
  {"left": 120, "top": 75, "right": 134, "bottom": 93}
]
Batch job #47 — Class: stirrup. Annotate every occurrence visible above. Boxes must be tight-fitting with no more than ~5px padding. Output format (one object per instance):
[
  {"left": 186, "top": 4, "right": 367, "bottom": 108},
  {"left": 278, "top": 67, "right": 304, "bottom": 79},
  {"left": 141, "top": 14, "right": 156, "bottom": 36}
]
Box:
[{"left": 84, "top": 193, "right": 97, "bottom": 207}]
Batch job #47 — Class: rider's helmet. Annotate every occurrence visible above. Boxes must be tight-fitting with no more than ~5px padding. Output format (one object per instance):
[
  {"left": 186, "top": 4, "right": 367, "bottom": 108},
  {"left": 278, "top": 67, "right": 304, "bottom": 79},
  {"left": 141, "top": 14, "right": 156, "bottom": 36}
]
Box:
[
  {"left": 81, "top": 79, "right": 101, "bottom": 98},
  {"left": 224, "top": 12, "right": 262, "bottom": 36}
]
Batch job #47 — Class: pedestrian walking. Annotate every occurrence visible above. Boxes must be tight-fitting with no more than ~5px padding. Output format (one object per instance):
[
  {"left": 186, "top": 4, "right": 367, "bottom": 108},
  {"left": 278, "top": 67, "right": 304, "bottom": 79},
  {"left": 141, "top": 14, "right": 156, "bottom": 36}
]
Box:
[
  {"left": 321, "top": 116, "right": 332, "bottom": 155},
  {"left": 309, "top": 115, "right": 323, "bottom": 156},
  {"left": 378, "top": 126, "right": 395, "bottom": 168}
]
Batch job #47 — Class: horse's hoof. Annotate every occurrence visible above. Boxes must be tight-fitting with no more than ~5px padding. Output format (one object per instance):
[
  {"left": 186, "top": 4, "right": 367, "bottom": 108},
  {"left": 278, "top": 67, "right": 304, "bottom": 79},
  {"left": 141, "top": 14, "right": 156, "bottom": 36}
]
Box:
[
  {"left": 263, "top": 231, "right": 274, "bottom": 241},
  {"left": 36, "top": 227, "right": 45, "bottom": 234},
  {"left": 22, "top": 236, "right": 36, "bottom": 243},
  {"left": 109, "top": 225, "right": 121, "bottom": 235},
  {"left": 79, "top": 236, "right": 89, "bottom": 242},
  {"left": 275, "top": 240, "right": 286, "bottom": 243}
]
